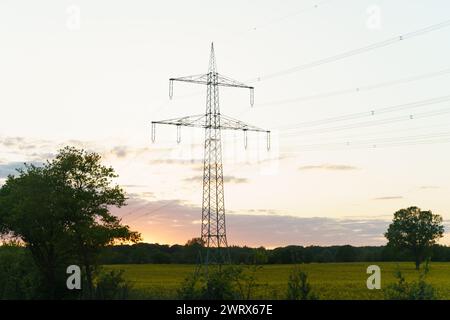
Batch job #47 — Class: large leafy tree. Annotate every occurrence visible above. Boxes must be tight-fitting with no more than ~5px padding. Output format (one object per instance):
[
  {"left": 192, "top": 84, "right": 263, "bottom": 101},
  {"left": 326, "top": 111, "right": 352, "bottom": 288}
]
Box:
[
  {"left": 0, "top": 147, "right": 141, "bottom": 298},
  {"left": 0, "top": 164, "right": 72, "bottom": 298},
  {"left": 385, "top": 207, "right": 444, "bottom": 269}
]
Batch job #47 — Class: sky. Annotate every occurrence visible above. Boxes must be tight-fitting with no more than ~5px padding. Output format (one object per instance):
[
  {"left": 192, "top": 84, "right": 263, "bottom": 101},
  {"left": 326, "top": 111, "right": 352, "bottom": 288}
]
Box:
[{"left": 1, "top": 0, "right": 450, "bottom": 247}]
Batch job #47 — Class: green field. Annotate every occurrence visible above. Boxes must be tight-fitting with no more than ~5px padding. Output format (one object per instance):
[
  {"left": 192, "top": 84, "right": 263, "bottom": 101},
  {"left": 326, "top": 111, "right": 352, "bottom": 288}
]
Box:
[{"left": 105, "top": 262, "right": 450, "bottom": 299}]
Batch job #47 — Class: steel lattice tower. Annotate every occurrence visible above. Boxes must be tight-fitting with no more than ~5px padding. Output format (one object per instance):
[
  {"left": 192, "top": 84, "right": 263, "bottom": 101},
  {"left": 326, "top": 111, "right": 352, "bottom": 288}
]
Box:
[{"left": 151, "top": 43, "right": 270, "bottom": 267}]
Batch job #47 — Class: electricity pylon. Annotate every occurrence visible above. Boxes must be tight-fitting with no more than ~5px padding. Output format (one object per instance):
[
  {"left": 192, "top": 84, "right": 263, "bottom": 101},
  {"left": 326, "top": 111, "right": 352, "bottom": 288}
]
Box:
[{"left": 151, "top": 43, "right": 270, "bottom": 268}]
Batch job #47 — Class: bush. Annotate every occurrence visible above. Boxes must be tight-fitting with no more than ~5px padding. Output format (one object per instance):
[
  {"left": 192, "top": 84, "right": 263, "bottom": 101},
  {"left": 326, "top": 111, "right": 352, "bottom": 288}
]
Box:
[
  {"left": 0, "top": 243, "right": 39, "bottom": 299},
  {"left": 201, "top": 266, "right": 241, "bottom": 300},
  {"left": 178, "top": 265, "right": 265, "bottom": 300},
  {"left": 178, "top": 266, "right": 239, "bottom": 300},
  {"left": 286, "top": 266, "right": 317, "bottom": 300},
  {"left": 384, "top": 262, "right": 438, "bottom": 300},
  {"left": 177, "top": 271, "right": 202, "bottom": 300},
  {"left": 91, "top": 269, "right": 132, "bottom": 300}
]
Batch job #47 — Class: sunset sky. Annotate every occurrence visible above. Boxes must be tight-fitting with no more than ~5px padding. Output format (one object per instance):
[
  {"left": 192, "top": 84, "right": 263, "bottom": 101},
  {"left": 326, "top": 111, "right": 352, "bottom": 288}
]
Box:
[{"left": 1, "top": 0, "right": 449, "bottom": 247}]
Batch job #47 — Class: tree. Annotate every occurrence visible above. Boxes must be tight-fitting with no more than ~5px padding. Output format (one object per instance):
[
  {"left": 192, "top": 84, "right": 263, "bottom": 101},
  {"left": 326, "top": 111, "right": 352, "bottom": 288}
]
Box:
[
  {"left": 335, "top": 245, "right": 356, "bottom": 262},
  {"left": 183, "top": 237, "right": 204, "bottom": 263},
  {"left": 0, "top": 147, "right": 141, "bottom": 298},
  {"left": 185, "top": 237, "right": 204, "bottom": 247},
  {"left": 385, "top": 207, "right": 444, "bottom": 269},
  {"left": 48, "top": 147, "right": 141, "bottom": 297},
  {"left": 0, "top": 164, "right": 73, "bottom": 298}
]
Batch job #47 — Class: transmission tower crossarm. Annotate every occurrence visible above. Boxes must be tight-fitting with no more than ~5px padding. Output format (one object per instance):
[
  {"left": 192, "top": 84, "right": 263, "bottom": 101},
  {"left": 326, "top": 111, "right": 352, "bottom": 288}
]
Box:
[
  {"left": 219, "top": 114, "right": 271, "bottom": 150},
  {"left": 151, "top": 114, "right": 206, "bottom": 143},
  {"left": 216, "top": 74, "right": 254, "bottom": 89},
  {"left": 170, "top": 74, "right": 209, "bottom": 86},
  {"left": 170, "top": 73, "right": 253, "bottom": 88},
  {"left": 151, "top": 113, "right": 270, "bottom": 149},
  {"left": 219, "top": 114, "right": 268, "bottom": 132},
  {"left": 151, "top": 114, "right": 269, "bottom": 132},
  {"left": 152, "top": 114, "right": 206, "bottom": 128},
  {"left": 169, "top": 73, "right": 255, "bottom": 105}
]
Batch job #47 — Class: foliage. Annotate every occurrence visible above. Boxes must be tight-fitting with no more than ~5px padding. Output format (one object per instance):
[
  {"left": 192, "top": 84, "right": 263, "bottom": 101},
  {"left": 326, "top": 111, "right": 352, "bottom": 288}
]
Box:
[
  {"left": 90, "top": 269, "right": 132, "bottom": 300},
  {"left": 177, "top": 267, "right": 235, "bottom": 300},
  {"left": 0, "top": 163, "right": 74, "bottom": 298},
  {"left": 201, "top": 266, "right": 242, "bottom": 300},
  {"left": 384, "top": 261, "right": 438, "bottom": 300},
  {"left": 98, "top": 243, "right": 450, "bottom": 265},
  {"left": 335, "top": 245, "right": 357, "bottom": 262},
  {"left": 234, "top": 265, "right": 267, "bottom": 300},
  {"left": 286, "top": 266, "right": 317, "bottom": 300},
  {"left": 177, "top": 270, "right": 201, "bottom": 299},
  {"left": 177, "top": 265, "right": 267, "bottom": 300},
  {"left": 385, "top": 206, "right": 444, "bottom": 269},
  {"left": 0, "top": 146, "right": 141, "bottom": 299},
  {"left": 0, "top": 242, "right": 40, "bottom": 299}
]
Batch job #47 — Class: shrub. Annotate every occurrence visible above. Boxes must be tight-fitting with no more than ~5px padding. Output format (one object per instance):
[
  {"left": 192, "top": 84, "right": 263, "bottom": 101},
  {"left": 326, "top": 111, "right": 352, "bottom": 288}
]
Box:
[
  {"left": 0, "top": 243, "right": 39, "bottom": 299},
  {"left": 384, "top": 262, "right": 438, "bottom": 300},
  {"left": 91, "top": 269, "right": 132, "bottom": 300},
  {"left": 177, "top": 271, "right": 202, "bottom": 300},
  {"left": 286, "top": 266, "right": 317, "bottom": 300},
  {"left": 177, "top": 265, "right": 265, "bottom": 300}
]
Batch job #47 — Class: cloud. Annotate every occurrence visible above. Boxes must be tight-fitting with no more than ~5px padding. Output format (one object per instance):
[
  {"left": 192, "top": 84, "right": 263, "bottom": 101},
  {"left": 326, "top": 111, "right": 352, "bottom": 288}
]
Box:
[
  {"left": 126, "top": 191, "right": 155, "bottom": 200},
  {"left": 0, "top": 135, "right": 85, "bottom": 162},
  {"left": 122, "top": 184, "right": 150, "bottom": 188},
  {"left": 298, "top": 164, "right": 358, "bottom": 171},
  {"left": 183, "top": 175, "right": 248, "bottom": 184},
  {"left": 372, "top": 196, "right": 403, "bottom": 201},
  {"left": 419, "top": 186, "right": 440, "bottom": 190},
  {"left": 114, "top": 198, "right": 394, "bottom": 247},
  {"left": 111, "top": 146, "right": 128, "bottom": 158},
  {"left": 106, "top": 146, "right": 167, "bottom": 160},
  {"left": 149, "top": 159, "right": 203, "bottom": 165},
  {"left": 0, "top": 161, "right": 43, "bottom": 178},
  {"left": 0, "top": 136, "right": 43, "bottom": 152},
  {"left": 223, "top": 176, "right": 248, "bottom": 184},
  {"left": 0, "top": 137, "right": 26, "bottom": 148},
  {"left": 246, "top": 209, "right": 280, "bottom": 215},
  {"left": 148, "top": 155, "right": 290, "bottom": 168}
]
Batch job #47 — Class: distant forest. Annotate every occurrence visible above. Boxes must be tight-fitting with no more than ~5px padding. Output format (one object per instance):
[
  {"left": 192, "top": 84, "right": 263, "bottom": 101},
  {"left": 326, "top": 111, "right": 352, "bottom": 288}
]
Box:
[{"left": 99, "top": 242, "right": 450, "bottom": 265}]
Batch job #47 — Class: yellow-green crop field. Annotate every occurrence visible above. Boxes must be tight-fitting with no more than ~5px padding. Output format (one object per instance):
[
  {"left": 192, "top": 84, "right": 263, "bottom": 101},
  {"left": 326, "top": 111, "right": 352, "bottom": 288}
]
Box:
[{"left": 105, "top": 262, "right": 450, "bottom": 300}]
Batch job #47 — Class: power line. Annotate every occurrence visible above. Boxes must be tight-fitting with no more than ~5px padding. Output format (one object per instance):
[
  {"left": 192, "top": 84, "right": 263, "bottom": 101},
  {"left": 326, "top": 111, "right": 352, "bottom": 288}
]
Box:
[
  {"left": 126, "top": 200, "right": 177, "bottom": 223},
  {"left": 281, "top": 134, "right": 450, "bottom": 153},
  {"left": 120, "top": 199, "right": 157, "bottom": 219},
  {"left": 279, "top": 106, "right": 450, "bottom": 137},
  {"left": 250, "top": 18, "right": 450, "bottom": 82},
  {"left": 278, "top": 94, "right": 450, "bottom": 131},
  {"left": 285, "top": 131, "right": 450, "bottom": 149},
  {"left": 157, "top": 2, "right": 335, "bottom": 105},
  {"left": 247, "top": 0, "right": 333, "bottom": 32},
  {"left": 280, "top": 121, "right": 450, "bottom": 143},
  {"left": 256, "top": 67, "right": 450, "bottom": 108}
]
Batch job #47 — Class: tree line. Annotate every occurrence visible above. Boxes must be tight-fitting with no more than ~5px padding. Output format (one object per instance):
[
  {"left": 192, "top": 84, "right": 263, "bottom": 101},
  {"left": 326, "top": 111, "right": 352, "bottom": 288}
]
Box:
[{"left": 96, "top": 241, "right": 450, "bottom": 265}]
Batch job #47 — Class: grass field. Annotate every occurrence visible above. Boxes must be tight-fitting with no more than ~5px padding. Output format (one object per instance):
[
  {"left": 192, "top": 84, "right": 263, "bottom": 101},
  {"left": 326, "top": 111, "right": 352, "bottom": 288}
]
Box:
[{"left": 105, "top": 262, "right": 450, "bottom": 299}]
